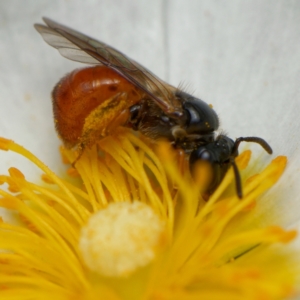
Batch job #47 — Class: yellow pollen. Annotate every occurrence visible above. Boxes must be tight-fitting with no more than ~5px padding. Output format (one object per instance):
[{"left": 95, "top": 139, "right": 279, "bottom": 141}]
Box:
[
  {"left": 236, "top": 149, "right": 251, "bottom": 170},
  {"left": 8, "top": 167, "right": 25, "bottom": 180},
  {"left": 79, "top": 201, "right": 166, "bottom": 277},
  {"left": 41, "top": 173, "right": 55, "bottom": 184},
  {"left": 67, "top": 167, "right": 80, "bottom": 177},
  {"left": 266, "top": 226, "right": 298, "bottom": 243},
  {"left": 0, "top": 137, "right": 13, "bottom": 151}
]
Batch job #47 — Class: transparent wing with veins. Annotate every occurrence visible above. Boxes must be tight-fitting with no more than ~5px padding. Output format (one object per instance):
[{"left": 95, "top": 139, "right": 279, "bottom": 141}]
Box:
[{"left": 34, "top": 17, "right": 182, "bottom": 116}]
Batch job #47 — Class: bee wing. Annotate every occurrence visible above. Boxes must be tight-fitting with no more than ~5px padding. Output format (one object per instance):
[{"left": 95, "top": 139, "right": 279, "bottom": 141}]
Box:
[{"left": 34, "top": 18, "right": 182, "bottom": 116}]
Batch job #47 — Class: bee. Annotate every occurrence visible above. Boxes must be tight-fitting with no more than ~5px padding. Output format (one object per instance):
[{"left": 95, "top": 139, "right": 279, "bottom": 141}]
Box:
[{"left": 34, "top": 18, "right": 272, "bottom": 198}]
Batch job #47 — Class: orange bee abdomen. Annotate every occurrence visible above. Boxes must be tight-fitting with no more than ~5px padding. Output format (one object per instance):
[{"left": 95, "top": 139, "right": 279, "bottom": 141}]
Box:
[{"left": 52, "top": 65, "right": 143, "bottom": 147}]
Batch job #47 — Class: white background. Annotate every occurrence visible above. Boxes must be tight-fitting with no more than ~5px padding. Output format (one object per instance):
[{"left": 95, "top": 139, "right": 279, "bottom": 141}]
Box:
[{"left": 0, "top": 1, "right": 300, "bottom": 232}]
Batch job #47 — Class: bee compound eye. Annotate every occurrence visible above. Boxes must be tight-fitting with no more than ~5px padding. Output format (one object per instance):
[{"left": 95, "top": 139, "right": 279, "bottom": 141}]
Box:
[
  {"left": 182, "top": 97, "right": 219, "bottom": 135},
  {"left": 200, "top": 150, "right": 211, "bottom": 161}
]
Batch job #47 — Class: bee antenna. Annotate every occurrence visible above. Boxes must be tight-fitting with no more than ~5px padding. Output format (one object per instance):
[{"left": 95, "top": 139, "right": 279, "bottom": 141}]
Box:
[
  {"left": 232, "top": 136, "right": 273, "bottom": 156},
  {"left": 230, "top": 158, "right": 243, "bottom": 199},
  {"left": 230, "top": 136, "right": 273, "bottom": 199}
]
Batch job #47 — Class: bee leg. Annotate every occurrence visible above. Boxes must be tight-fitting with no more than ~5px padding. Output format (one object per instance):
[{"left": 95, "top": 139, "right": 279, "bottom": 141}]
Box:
[
  {"left": 106, "top": 106, "right": 131, "bottom": 134},
  {"left": 72, "top": 93, "right": 130, "bottom": 166},
  {"left": 128, "top": 99, "right": 148, "bottom": 130}
]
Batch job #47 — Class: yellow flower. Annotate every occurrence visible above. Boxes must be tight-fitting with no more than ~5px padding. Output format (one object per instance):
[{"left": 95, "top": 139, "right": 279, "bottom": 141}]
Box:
[{"left": 0, "top": 128, "right": 298, "bottom": 300}]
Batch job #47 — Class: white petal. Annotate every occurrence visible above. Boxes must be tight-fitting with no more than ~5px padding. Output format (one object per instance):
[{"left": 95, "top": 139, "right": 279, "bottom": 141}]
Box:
[{"left": 0, "top": 2, "right": 299, "bottom": 229}]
